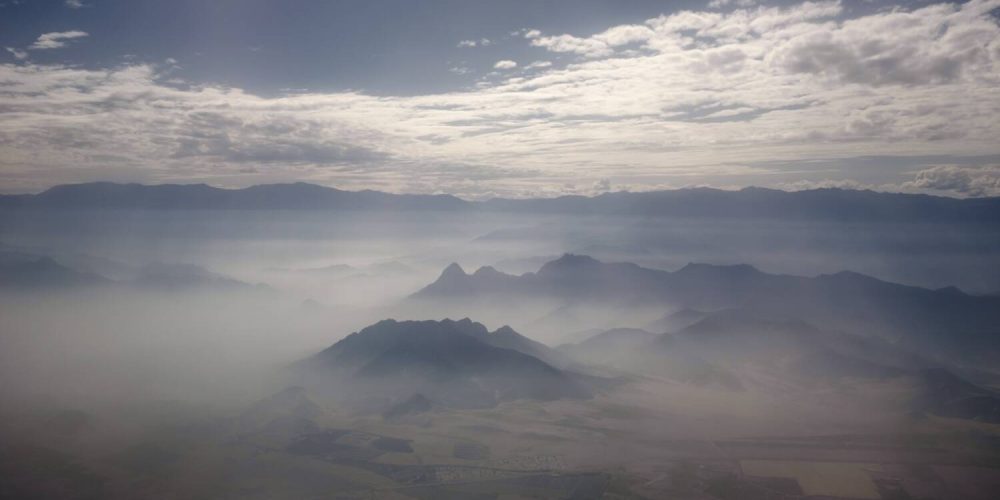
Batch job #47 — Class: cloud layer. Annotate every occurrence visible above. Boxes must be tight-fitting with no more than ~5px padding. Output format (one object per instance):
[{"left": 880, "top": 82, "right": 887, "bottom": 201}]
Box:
[
  {"left": 1, "top": 1, "right": 999, "bottom": 198},
  {"left": 28, "top": 31, "right": 88, "bottom": 50}
]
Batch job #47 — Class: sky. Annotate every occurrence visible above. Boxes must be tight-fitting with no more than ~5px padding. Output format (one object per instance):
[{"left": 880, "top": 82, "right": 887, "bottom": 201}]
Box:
[{"left": 0, "top": 0, "right": 999, "bottom": 198}]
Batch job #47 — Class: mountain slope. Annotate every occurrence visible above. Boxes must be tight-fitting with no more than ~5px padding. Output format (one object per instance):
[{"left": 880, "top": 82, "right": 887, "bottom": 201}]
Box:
[{"left": 299, "top": 319, "right": 590, "bottom": 409}]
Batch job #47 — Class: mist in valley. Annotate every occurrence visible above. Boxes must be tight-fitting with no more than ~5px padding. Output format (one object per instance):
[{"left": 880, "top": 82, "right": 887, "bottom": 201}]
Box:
[
  {"left": 2, "top": 201, "right": 999, "bottom": 499},
  {"left": 3, "top": 0, "right": 1000, "bottom": 497}
]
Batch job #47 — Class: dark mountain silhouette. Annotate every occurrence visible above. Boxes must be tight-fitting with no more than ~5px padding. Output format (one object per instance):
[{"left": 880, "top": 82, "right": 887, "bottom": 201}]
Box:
[
  {"left": 299, "top": 319, "right": 590, "bottom": 409},
  {"left": 0, "top": 182, "right": 468, "bottom": 211},
  {"left": 3, "top": 182, "right": 998, "bottom": 222},
  {"left": 0, "top": 253, "right": 110, "bottom": 288},
  {"left": 415, "top": 254, "right": 1000, "bottom": 366},
  {"left": 131, "top": 263, "right": 269, "bottom": 292},
  {"left": 479, "top": 186, "right": 1000, "bottom": 222}
]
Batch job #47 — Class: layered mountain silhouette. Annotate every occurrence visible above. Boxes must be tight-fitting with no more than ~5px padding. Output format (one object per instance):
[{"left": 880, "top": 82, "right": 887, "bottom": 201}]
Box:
[
  {"left": 131, "top": 263, "right": 269, "bottom": 292},
  {"left": 3, "top": 182, "right": 999, "bottom": 222},
  {"left": 415, "top": 254, "right": 1000, "bottom": 366},
  {"left": 0, "top": 250, "right": 268, "bottom": 293},
  {"left": 0, "top": 253, "right": 110, "bottom": 288},
  {"left": 559, "top": 308, "right": 1000, "bottom": 421},
  {"left": 0, "top": 182, "right": 468, "bottom": 211},
  {"left": 298, "top": 318, "right": 589, "bottom": 409}
]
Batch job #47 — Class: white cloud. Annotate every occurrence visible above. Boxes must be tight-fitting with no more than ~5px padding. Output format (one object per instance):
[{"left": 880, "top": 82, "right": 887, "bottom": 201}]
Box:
[
  {"left": 493, "top": 59, "right": 517, "bottom": 69},
  {"left": 29, "top": 31, "right": 89, "bottom": 50},
  {"left": 902, "top": 165, "right": 1000, "bottom": 197},
  {"left": 526, "top": 61, "right": 552, "bottom": 69},
  {"left": 708, "top": 0, "right": 758, "bottom": 9},
  {"left": 5, "top": 47, "right": 27, "bottom": 60},
  {"left": 458, "top": 38, "right": 492, "bottom": 48},
  {"left": 65, "top": 0, "right": 86, "bottom": 8},
  {"left": 1, "top": 1, "right": 999, "bottom": 198}
]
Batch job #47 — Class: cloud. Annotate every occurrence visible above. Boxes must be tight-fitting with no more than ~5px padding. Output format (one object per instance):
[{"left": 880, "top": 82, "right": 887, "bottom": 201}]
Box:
[
  {"left": 493, "top": 60, "right": 517, "bottom": 69},
  {"left": 526, "top": 61, "right": 552, "bottom": 69},
  {"left": 708, "top": 0, "right": 758, "bottom": 9},
  {"left": 457, "top": 38, "right": 492, "bottom": 48},
  {"left": 29, "top": 31, "right": 89, "bottom": 50},
  {"left": 65, "top": 0, "right": 86, "bottom": 8},
  {"left": 0, "top": 1, "right": 999, "bottom": 197},
  {"left": 5, "top": 47, "right": 27, "bottom": 60},
  {"left": 526, "top": 24, "right": 655, "bottom": 58},
  {"left": 903, "top": 165, "right": 1000, "bottom": 197}
]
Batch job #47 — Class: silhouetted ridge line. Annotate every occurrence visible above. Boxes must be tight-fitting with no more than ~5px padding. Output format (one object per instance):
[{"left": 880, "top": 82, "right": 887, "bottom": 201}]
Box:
[{"left": 2, "top": 182, "right": 998, "bottom": 221}]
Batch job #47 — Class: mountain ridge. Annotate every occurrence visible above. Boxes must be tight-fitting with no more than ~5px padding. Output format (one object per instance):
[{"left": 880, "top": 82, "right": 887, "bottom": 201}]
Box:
[{"left": 2, "top": 182, "right": 998, "bottom": 221}]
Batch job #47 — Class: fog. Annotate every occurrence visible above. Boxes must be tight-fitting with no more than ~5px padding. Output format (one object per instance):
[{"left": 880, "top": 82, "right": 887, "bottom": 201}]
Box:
[{"left": 2, "top": 207, "right": 999, "bottom": 499}]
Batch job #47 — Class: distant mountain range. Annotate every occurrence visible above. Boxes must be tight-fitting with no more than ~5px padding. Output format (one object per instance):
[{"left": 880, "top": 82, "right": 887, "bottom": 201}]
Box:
[
  {"left": 0, "top": 253, "right": 110, "bottom": 288},
  {"left": 296, "top": 318, "right": 590, "bottom": 410},
  {"left": 560, "top": 308, "right": 1000, "bottom": 422},
  {"left": 414, "top": 254, "right": 1000, "bottom": 367},
  {"left": 0, "top": 250, "right": 268, "bottom": 293},
  {"left": 0, "top": 182, "right": 468, "bottom": 211},
  {"left": 2, "top": 182, "right": 998, "bottom": 221}
]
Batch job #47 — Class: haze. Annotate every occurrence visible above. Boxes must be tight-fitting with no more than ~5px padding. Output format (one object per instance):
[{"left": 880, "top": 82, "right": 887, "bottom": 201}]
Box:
[{"left": 2, "top": 1, "right": 1000, "bottom": 499}]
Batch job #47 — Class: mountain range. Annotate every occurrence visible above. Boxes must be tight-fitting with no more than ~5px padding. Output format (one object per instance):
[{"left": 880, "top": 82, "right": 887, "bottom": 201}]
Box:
[
  {"left": 2, "top": 182, "right": 998, "bottom": 222},
  {"left": 560, "top": 308, "right": 1000, "bottom": 422},
  {"left": 414, "top": 254, "right": 1000, "bottom": 368},
  {"left": 0, "top": 251, "right": 267, "bottom": 293}
]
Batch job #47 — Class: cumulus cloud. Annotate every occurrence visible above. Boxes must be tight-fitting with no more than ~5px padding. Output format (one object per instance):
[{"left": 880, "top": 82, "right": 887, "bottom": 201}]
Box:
[
  {"left": 493, "top": 59, "right": 517, "bottom": 69},
  {"left": 29, "top": 31, "right": 88, "bottom": 50},
  {"left": 1, "top": 1, "right": 999, "bottom": 197},
  {"left": 903, "top": 165, "right": 1000, "bottom": 197}
]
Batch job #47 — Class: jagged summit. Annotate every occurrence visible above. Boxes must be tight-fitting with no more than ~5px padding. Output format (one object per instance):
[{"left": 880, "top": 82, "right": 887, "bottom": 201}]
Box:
[{"left": 299, "top": 318, "right": 589, "bottom": 409}]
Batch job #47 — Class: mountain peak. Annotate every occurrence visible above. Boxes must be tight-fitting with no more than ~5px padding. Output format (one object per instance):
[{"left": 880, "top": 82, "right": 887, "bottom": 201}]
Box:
[
  {"left": 440, "top": 262, "right": 466, "bottom": 278},
  {"left": 473, "top": 265, "right": 503, "bottom": 277},
  {"left": 538, "top": 254, "right": 601, "bottom": 275}
]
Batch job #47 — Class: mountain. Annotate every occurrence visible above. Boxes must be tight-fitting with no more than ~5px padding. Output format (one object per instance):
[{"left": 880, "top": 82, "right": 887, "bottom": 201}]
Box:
[
  {"left": 3, "top": 182, "right": 999, "bottom": 223},
  {"left": 381, "top": 393, "right": 434, "bottom": 420},
  {"left": 298, "top": 319, "right": 590, "bottom": 409},
  {"left": 414, "top": 255, "right": 1000, "bottom": 366},
  {"left": 0, "top": 182, "right": 469, "bottom": 211},
  {"left": 131, "top": 263, "right": 269, "bottom": 292},
  {"left": 558, "top": 328, "right": 658, "bottom": 368},
  {"left": 478, "top": 186, "right": 1000, "bottom": 222},
  {"left": 908, "top": 368, "right": 1000, "bottom": 423},
  {"left": 644, "top": 308, "right": 708, "bottom": 333},
  {"left": 0, "top": 253, "right": 110, "bottom": 288}
]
